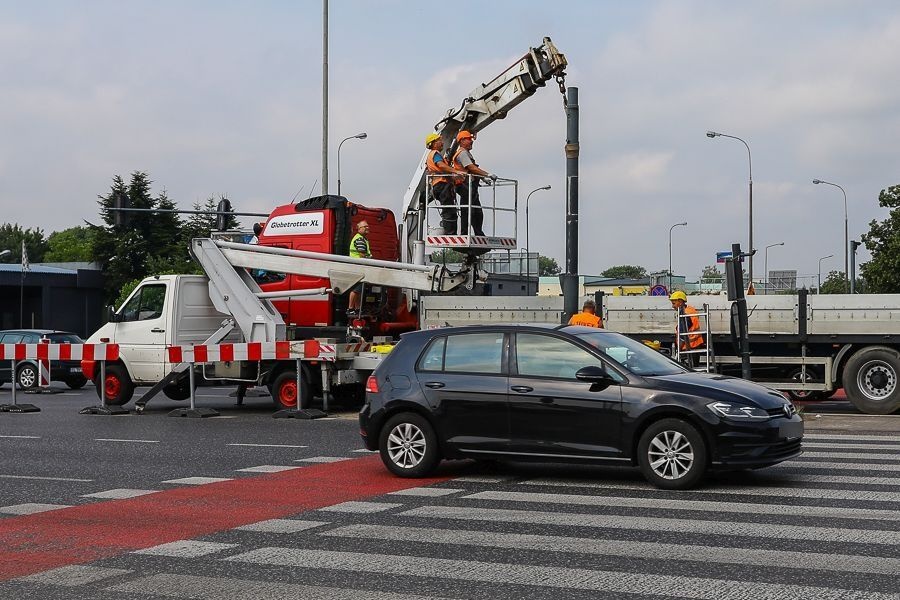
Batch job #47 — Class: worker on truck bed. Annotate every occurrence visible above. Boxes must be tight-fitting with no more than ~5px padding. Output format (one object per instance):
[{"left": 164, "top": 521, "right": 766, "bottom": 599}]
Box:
[
  {"left": 348, "top": 220, "right": 372, "bottom": 312},
  {"left": 424, "top": 132, "right": 465, "bottom": 235},
  {"left": 669, "top": 290, "right": 704, "bottom": 367},
  {"left": 452, "top": 130, "right": 494, "bottom": 237},
  {"left": 569, "top": 299, "right": 603, "bottom": 328}
]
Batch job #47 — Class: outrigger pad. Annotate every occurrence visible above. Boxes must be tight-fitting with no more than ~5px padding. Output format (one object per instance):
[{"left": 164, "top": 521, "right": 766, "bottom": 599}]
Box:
[
  {"left": 79, "top": 405, "right": 129, "bottom": 415},
  {"left": 168, "top": 407, "right": 219, "bottom": 418},
  {"left": 272, "top": 408, "right": 327, "bottom": 420},
  {"left": 0, "top": 403, "right": 42, "bottom": 413}
]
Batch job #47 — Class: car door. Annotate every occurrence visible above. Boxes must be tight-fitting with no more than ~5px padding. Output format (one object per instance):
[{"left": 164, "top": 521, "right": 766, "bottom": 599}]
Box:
[
  {"left": 508, "top": 332, "right": 626, "bottom": 459},
  {"left": 415, "top": 331, "right": 510, "bottom": 454},
  {"left": 114, "top": 283, "right": 168, "bottom": 382}
]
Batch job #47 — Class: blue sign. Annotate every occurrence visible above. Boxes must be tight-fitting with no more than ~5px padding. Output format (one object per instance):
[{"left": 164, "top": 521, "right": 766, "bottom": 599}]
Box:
[
  {"left": 650, "top": 285, "right": 668, "bottom": 296},
  {"left": 716, "top": 251, "right": 744, "bottom": 263}
]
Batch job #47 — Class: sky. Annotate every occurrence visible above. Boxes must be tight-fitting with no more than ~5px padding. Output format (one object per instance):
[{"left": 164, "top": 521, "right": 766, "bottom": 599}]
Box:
[{"left": 1, "top": 0, "right": 898, "bottom": 285}]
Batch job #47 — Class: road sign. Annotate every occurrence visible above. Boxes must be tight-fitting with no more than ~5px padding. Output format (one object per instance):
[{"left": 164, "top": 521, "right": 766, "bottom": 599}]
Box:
[{"left": 650, "top": 285, "right": 668, "bottom": 297}]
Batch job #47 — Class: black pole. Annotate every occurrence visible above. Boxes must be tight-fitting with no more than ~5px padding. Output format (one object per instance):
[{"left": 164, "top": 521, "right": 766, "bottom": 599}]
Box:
[
  {"left": 19, "top": 270, "right": 24, "bottom": 328},
  {"left": 730, "top": 242, "right": 752, "bottom": 379},
  {"left": 850, "top": 240, "right": 860, "bottom": 293},
  {"left": 560, "top": 86, "right": 579, "bottom": 323}
]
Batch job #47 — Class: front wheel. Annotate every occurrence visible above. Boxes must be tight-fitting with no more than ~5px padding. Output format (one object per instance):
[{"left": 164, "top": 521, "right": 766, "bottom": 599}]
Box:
[
  {"left": 843, "top": 347, "right": 900, "bottom": 414},
  {"left": 16, "top": 363, "right": 38, "bottom": 390},
  {"left": 637, "top": 418, "right": 707, "bottom": 490},
  {"left": 93, "top": 364, "right": 134, "bottom": 406},
  {"left": 270, "top": 370, "right": 310, "bottom": 410},
  {"left": 379, "top": 412, "right": 440, "bottom": 478}
]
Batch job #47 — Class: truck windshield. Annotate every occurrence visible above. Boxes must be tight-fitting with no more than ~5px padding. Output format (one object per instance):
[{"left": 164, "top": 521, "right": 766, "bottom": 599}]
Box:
[{"left": 574, "top": 331, "right": 686, "bottom": 377}]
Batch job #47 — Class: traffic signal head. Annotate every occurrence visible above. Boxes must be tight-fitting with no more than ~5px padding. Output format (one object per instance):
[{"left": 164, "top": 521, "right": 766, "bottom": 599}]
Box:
[
  {"left": 113, "top": 191, "right": 130, "bottom": 228},
  {"left": 216, "top": 198, "right": 233, "bottom": 231}
]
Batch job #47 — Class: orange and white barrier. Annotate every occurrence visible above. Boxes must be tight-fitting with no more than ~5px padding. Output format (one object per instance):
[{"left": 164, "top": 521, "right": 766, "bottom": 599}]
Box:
[
  {"left": 166, "top": 340, "right": 372, "bottom": 364},
  {"left": 0, "top": 343, "right": 119, "bottom": 362}
]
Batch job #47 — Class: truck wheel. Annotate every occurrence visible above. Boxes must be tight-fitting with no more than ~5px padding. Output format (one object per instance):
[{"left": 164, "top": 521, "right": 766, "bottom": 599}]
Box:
[
  {"left": 66, "top": 375, "right": 88, "bottom": 390},
  {"left": 163, "top": 378, "right": 194, "bottom": 401},
  {"left": 786, "top": 367, "right": 823, "bottom": 402},
  {"left": 93, "top": 364, "right": 134, "bottom": 406},
  {"left": 843, "top": 347, "right": 900, "bottom": 414},
  {"left": 379, "top": 412, "right": 440, "bottom": 478},
  {"left": 637, "top": 418, "right": 707, "bottom": 490},
  {"left": 271, "top": 370, "right": 310, "bottom": 410},
  {"left": 16, "top": 363, "right": 38, "bottom": 390}
]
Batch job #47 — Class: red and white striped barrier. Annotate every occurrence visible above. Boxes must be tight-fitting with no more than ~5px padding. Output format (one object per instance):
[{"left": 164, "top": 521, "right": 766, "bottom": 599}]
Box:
[
  {"left": 426, "top": 235, "right": 516, "bottom": 247},
  {"left": 0, "top": 343, "right": 119, "bottom": 362},
  {"left": 167, "top": 341, "right": 293, "bottom": 364}
]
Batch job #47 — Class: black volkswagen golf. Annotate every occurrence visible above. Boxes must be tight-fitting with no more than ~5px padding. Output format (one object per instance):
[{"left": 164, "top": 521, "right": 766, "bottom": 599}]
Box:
[{"left": 360, "top": 324, "right": 803, "bottom": 490}]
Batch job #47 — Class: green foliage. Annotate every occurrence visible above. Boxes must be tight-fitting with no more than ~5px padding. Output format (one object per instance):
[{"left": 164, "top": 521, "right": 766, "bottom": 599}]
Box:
[
  {"left": 600, "top": 265, "right": 647, "bottom": 279},
  {"left": 701, "top": 264, "right": 722, "bottom": 280},
  {"left": 0, "top": 223, "right": 47, "bottom": 263},
  {"left": 430, "top": 249, "right": 466, "bottom": 264},
  {"left": 818, "top": 270, "right": 847, "bottom": 294},
  {"left": 44, "top": 226, "right": 95, "bottom": 262},
  {"left": 861, "top": 184, "right": 900, "bottom": 293},
  {"left": 538, "top": 255, "right": 561, "bottom": 276}
]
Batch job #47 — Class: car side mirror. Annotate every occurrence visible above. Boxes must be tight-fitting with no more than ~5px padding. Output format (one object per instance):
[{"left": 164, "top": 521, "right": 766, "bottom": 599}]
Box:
[
  {"left": 575, "top": 365, "right": 617, "bottom": 385},
  {"left": 107, "top": 305, "right": 121, "bottom": 323}
]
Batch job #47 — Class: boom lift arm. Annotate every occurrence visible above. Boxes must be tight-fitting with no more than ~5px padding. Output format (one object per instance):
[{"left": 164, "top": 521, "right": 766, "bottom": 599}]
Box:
[{"left": 400, "top": 36, "right": 568, "bottom": 263}]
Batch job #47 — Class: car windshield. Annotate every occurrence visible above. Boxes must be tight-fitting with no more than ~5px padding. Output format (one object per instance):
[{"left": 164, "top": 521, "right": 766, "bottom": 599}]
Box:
[{"left": 574, "top": 331, "right": 686, "bottom": 377}]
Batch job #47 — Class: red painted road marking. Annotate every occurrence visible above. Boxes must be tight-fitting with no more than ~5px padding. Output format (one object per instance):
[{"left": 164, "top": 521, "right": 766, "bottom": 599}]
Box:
[{"left": 0, "top": 456, "right": 449, "bottom": 581}]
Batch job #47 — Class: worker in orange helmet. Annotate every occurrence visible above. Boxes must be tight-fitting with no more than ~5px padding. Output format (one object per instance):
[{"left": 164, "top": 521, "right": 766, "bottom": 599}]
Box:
[
  {"left": 452, "top": 130, "right": 493, "bottom": 237},
  {"left": 568, "top": 299, "right": 603, "bottom": 328},
  {"left": 669, "top": 290, "right": 704, "bottom": 367},
  {"left": 424, "top": 132, "right": 465, "bottom": 235}
]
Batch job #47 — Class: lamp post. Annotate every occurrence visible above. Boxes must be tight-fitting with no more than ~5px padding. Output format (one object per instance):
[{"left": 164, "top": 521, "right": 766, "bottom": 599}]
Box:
[
  {"left": 668, "top": 221, "right": 687, "bottom": 293},
  {"left": 706, "top": 130, "right": 753, "bottom": 284},
  {"left": 764, "top": 242, "right": 784, "bottom": 294},
  {"left": 813, "top": 179, "right": 849, "bottom": 293},
  {"left": 818, "top": 254, "right": 833, "bottom": 293},
  {"left": 337, "top": 132, "right": 367, "bottom": 197},
  {"left": 525, "top": 185, "right": 552, "bottom": 293}
]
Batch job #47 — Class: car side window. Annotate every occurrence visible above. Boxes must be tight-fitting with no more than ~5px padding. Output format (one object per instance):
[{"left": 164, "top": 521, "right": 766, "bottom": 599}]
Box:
[
  {"left": 22, "top": 333, "right": 39, "bottom": 343},
  {"left": 1, "top": 334, "right": 23, "bottom": 343},
  {"left": 444, "top": 332, "right": 504, "bottom": 374},
  {"left": 516, "top": 333, "right": 616, "bottom": 380},
  {"left": 418, "top": 337, "right": 446, "bottom": 372},
  {"left": 121, "top": 284, "right": 166, "bottom": 322}
]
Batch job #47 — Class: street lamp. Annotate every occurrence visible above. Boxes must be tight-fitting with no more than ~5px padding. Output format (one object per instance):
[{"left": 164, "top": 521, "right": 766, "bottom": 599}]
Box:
[
  {"left": 706, "top": 130, "right": 753, "bottom": 285},
  {"left": 813, "top": 179, "right": 849, "bottom": 293},
  {"left": 525, "top": 185, "right": 552, "bottom": 292},
  {"left": 668, "top": 221, "right": 688, "bottom": 293},
  {"left": 818, "top": 254, "right": 834, "bottom": 293},
  {"left": 0, "top": 249, "right": 10, "bottom": 260},
  {"left": 337, "top": 132, "right": 367, "bottom": 197},
  {"left": 764, "top": 242, "right": 784, "bottom": 294}
]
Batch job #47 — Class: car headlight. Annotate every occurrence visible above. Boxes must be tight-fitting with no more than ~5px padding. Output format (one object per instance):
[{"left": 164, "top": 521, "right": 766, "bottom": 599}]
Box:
[{"left": 707, "top": 401, "right": 770, "bottom": 420}]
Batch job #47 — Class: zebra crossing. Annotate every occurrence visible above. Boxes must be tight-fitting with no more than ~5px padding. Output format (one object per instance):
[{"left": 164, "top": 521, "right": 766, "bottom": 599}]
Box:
[{"left": 4, "top": 434, "right": 900, "bottom": 600}]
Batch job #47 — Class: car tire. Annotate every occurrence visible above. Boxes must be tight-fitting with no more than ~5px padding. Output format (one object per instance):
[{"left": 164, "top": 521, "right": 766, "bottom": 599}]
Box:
[
  {"left": 843, "top": 346, "right": 900, "bottom": 414},
  {"left": 66, "top": 375, "right": 88, "bottom": 390},
  {"left": 93, "top": 364, "right": 134, "bottom": 406},
  {"left": 16, "top": 363, "right": 38, "bottom": 390},
  {"left": 162, "top": 378, "right": 194, "bottom": 401},
  {"left": 270, "top": 370, "right": 310, "bottom": 410},
  {"left": 637, "top": 418, "right": 707, "bottom": 490},
  {"left": 379, "top": 412, "right": 440, "bottom": 478}
]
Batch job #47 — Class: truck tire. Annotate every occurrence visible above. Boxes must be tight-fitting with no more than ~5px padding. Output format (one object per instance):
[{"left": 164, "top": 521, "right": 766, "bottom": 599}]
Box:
[
  {"left": 93, "top": 364, "right": 134, "bottom": 406},
  {"left": 786, "top": 367, "right": 823, "bottom": 402},
  {"left": 66, "top": 375, "right": 88, "bottom": 390},
  {"left": 270, "top": 370, "right": 310, "bottom": 410},
  {"left": 163, "top": 378, "right": 194, "bottom": 401},
  {"left": 843, "top": 346, "right": 900, "bottom": 414}
]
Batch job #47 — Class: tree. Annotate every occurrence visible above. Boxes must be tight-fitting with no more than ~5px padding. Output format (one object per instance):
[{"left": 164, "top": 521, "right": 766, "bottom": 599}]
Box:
[
  {"left": 181, "top": 195, "right": 239, "bottom": 243},
  {"left": 429, "top": 249, "right": 466, "bottom": 265},
  {"left": 818, "top": 270, "right": 846, "bottom": 294},
  {"left": 44, "top": 226, "right": 95, "bottom": 262},
  {"left": 0, "top": 223, "right": 47, "bottom": 264},
  {"left": 701, "top": 265, "right": 721, "bottom": 280},
  {"left": 538, "top": 255, "right": 561, "bottom": 276},
  {"left": 861, "top": 184, "right": 900, "bottom": 293},
  {"left": 600, "top": 265, "right": 646, "bottom": 279}
]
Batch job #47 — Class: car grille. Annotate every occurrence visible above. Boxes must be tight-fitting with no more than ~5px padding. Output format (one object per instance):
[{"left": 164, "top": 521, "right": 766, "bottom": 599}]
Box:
[{"left": 765, "top": 403, "right": 796, "bottom": 418}]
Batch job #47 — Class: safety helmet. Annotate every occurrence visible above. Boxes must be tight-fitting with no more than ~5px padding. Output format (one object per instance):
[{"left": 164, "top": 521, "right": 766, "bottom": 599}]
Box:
[
  {"left": 456, "top": 130, "right": 474, "bottom": 142},
  {"left": 669, "top": 290, "right": 688, "bottom": 302},
  {"left": 424, "top": 132, "right": 441, "bottom": 148}
]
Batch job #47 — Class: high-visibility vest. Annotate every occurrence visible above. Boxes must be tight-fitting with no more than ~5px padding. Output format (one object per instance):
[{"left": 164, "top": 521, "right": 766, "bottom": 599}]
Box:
[
  {"left": 349, "top": 233, "right": 370, "bottom": 259},
  {"left": 678, "top": 305, "right": 704, "bottom": 349},
  {"left": 425, "top": 150, "right": 448, "bottom": 186},
  {"left": 568, "top": 311, "right": 603, "bottom": 328},
  {"left": 452, "top": 147, "right": 474, "bottom": 186}
]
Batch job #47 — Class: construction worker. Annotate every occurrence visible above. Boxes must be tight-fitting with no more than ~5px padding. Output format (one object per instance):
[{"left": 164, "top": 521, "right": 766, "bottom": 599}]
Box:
[
  {"left": 452, "top": 130, "right": 493, "bottom": 237},
  {"left": 669, "top": 290, "right": 704, "bottom": 367},
  {"left": 348, "top": 220, "right": 372, "bottom": 312},
  {"left": 424, "top": 132, "right": 463, "bottom": 235},
  {"left": 568, "top": 299, "right": 603, "bottom": 327}
]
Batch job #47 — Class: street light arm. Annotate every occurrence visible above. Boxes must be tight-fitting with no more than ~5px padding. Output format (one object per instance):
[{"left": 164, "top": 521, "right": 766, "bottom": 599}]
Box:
[{"left": 709, "top": 132, "right": 751, "bottom": 180}]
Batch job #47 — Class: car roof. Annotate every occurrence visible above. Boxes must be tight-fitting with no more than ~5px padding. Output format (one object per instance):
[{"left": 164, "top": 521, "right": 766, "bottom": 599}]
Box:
[
  {"left": 402, "top": 323, "right": 619, "bottom": 340},
  {"left": 0, "top": 329, "right": 78, "bottom": 336}
]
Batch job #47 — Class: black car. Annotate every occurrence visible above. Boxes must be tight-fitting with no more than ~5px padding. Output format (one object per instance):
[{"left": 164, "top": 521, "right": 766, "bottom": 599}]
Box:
[
  {"left": 0, "top": 329, "right": 88, "bottom": 390},
  {"left": 360, "top": 324, "right": 803, "bottom": 490}
]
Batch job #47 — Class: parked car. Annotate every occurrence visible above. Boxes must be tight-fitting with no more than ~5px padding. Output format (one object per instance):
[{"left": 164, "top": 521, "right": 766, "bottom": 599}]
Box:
[
  {"left": 360, "top": 324, "right": 804, "bottom": 490},
  {"left": 0, "top": 330, "right": 89, "bottom": 390}
]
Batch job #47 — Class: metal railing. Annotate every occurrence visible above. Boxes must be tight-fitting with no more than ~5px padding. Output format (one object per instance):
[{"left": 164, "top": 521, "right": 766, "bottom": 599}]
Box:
[{"left": 424, "top": 173, "right": 518, "bottom": 241}]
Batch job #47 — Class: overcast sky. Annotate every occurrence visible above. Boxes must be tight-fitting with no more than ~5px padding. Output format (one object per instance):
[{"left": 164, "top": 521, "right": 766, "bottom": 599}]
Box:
[{"left": 1, "top": 0, "right": 898, "bottom": 284}]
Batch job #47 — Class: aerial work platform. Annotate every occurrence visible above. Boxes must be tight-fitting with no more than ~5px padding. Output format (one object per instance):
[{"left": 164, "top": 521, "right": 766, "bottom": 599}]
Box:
[{"left": 424, "top": 175, "right": 518, "bottom": 251}]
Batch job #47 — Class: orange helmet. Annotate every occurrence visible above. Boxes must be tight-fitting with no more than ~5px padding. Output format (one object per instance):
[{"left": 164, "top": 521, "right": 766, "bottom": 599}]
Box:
[{"left": 456, "top": 130, "right": 474, "bottom": 142}]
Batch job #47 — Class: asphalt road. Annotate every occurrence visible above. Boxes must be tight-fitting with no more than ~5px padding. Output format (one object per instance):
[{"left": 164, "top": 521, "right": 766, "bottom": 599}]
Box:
[{"left": 0, "top": 384, "right": 898, "bottom": 599}]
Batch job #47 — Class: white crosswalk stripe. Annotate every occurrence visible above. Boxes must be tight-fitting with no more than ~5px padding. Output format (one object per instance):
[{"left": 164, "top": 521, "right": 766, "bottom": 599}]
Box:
[
  {"left": 803, "top": 434, "right": 899, "bottom": 442},
  {"left": 774, "top": 460, "right": 900, "bottom": 471}
]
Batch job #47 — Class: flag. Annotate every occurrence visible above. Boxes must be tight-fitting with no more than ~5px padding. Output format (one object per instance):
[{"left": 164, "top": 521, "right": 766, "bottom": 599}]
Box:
[{"left": 21, "top": 239, "right": 29, "bottom": 273}]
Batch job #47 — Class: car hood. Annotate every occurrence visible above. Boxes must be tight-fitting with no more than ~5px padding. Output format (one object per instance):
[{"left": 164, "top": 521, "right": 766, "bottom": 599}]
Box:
[{"left": 646, "top": 372, "right": 788, "bottom": 409}]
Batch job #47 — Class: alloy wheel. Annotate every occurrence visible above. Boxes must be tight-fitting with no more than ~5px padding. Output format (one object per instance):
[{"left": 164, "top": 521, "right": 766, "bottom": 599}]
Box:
[
  {"left": 386, "top": 422, "right": 427, "bottom": 469},
  {"left": 647, "top": 430, "right": 694, "bottom": 480}
]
